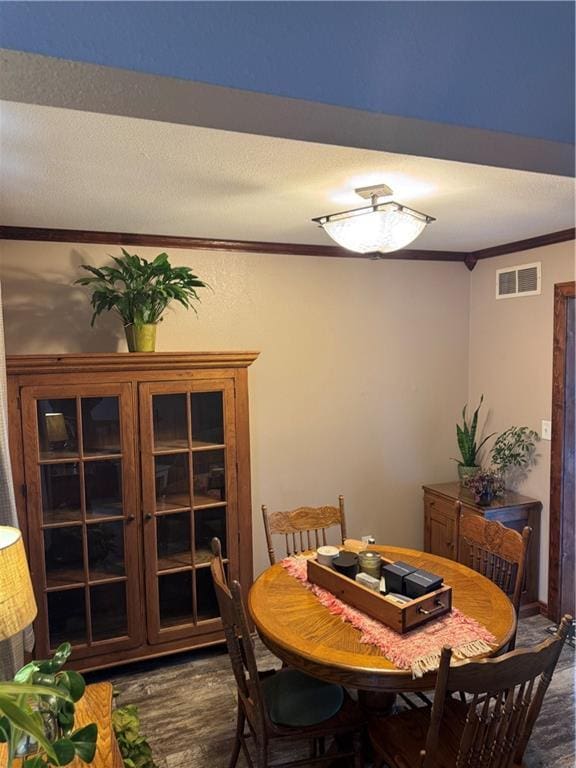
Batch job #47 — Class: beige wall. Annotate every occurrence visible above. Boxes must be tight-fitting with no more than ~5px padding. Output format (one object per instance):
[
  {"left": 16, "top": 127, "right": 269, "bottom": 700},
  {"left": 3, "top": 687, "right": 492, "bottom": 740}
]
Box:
[
  {"left": 0, "top": 240, "right": 470, "bottom": 576},
  {"left": 469, "top": 241, "right": 575, "bottom": 600}
]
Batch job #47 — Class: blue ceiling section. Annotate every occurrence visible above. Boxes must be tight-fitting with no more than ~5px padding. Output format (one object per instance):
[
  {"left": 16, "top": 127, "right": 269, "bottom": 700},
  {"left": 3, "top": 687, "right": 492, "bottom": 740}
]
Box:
[{"left": 0, "top": 1, "right": 573, "bottom": 144}]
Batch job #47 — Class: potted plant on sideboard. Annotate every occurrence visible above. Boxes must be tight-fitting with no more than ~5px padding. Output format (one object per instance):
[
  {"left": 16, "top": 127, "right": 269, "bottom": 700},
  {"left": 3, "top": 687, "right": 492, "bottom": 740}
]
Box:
[
  {"left": 463, "top": 468, "right": 505, "bottom": 506},
  {"left": 490, "top": 425, "right": 539, "bottom": 489},
  {"left": 452, "top": 395, "right": 495, "bottom": 484},
  {"left": 75, "top": 250, "right": 208, "bottom": 352}
]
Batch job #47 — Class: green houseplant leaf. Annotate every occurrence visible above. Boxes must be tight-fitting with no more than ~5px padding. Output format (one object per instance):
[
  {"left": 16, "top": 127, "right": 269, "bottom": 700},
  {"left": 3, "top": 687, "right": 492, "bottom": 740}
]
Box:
[
  {"left": 51, "top": 738, "right": 76, "bottom": 765},
  {"left": 70, "top": 723, "right": 98, "bottom": 763},
  {"left": 452, "top": 395, "right": 495, "bottom": 468}
]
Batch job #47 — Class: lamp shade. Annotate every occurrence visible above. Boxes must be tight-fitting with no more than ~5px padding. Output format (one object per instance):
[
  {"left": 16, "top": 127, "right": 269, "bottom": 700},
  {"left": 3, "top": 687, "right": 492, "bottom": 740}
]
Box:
[
  {"left": 45, "top": 412, "right": 68, "bottom": 443},
  {"left": 313, "top": 201, "right": 434, "bottom": 254},
  {"left": 0, "top": 526, "right": 37, "bottom": 641}
]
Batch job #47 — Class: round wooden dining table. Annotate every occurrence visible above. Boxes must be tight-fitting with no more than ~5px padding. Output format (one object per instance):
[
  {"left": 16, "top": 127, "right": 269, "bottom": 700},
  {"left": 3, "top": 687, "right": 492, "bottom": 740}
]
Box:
[{"left": 248, "top": 541, "right": 516, "bottom": 694}]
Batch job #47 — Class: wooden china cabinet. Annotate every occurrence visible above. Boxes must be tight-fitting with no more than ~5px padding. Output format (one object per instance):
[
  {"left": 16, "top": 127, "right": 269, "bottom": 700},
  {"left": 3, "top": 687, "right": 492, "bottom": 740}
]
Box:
[{"left": 6, "top": 352, "right": 258, "bottom": 671}]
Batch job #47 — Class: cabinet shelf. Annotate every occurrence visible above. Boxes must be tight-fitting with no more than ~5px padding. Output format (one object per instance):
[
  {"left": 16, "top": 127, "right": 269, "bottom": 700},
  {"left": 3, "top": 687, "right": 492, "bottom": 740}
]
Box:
[
  {"left": 155, "top": 494, "right": 191, "bottom": 513},
  {"left": 193, "top": 495, "right": 227, "bottom": 510},
  {"left": 152, "top": 441, "right": 226, "bottom": 455},
  {"left": 46, "top": 573, "right": 127, "bottom": 591},
  {"left": 39, "top": 450, "right": 80, "bottom": 462},
  {"left": 192, "top": 441, "right": 226, "bottom": 452},
  {"left": 39, "top": 452, "right": 122, "bottom": 464},
  {"left": 157, "top": 553, "right": 192, "bottom": 571},
  {"left": 43, "top": 509, "right": 83, "bottom": 526}
]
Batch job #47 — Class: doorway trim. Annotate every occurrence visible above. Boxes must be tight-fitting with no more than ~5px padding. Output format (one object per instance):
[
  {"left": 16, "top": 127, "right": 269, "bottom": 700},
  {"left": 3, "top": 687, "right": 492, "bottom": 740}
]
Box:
[{"left": 548, "top": 281, "right": 575, "bottom": 622}]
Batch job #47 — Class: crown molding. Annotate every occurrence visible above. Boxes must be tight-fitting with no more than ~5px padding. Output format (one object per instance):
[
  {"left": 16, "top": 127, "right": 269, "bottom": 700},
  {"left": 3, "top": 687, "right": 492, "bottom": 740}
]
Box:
[
  {"left": 0, "top": 226, "right": 466, "bottom": 263},
  {"left": 0, "top": 225, "right": 573, "bottom": 270},
  {"left": 471, "top": 228, "right": 576, "bottom": 262}
]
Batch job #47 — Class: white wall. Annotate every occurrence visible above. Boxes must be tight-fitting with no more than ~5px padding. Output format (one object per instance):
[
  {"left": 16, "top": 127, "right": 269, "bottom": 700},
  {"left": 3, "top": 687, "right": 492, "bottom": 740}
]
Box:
[
  {"left": 0, "top": 240, "right": 470, "bottom": 576},
  {"left": 469, "top": 241, "right": 575, "bottom": 600}
]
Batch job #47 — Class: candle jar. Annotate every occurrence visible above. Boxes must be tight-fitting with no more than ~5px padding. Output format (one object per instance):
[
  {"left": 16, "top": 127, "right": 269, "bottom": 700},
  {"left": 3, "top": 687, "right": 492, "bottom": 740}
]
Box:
[{"left": 358, "top": 550, "right": 382, "bottom": 579}]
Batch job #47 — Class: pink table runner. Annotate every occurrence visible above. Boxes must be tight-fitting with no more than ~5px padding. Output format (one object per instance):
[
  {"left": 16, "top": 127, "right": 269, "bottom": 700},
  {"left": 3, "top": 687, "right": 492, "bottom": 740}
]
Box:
[{"left": 281, "top": 556, "right": 497, "bottom": 678}]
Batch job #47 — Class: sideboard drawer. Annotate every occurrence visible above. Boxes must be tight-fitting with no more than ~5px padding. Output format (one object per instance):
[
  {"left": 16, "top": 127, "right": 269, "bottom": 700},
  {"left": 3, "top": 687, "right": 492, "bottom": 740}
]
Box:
[{"left": 425, "top": 493, "right": 457, "bottom": 520}]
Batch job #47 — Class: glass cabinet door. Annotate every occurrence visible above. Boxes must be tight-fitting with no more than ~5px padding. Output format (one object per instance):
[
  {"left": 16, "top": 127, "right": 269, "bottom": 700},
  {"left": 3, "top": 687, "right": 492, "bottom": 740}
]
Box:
[
  {"left": 139, "top": 380, "right": 237, "bottom": 643},
  {"left": 22, "top": 383, "right": 142, "bottom": 658}
]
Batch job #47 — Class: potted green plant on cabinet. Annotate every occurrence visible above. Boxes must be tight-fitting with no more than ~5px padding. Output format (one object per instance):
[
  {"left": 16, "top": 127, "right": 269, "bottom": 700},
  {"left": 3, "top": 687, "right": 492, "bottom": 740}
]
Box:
[
  {"left": 490, "top": 425, "right": 539, "bottom": 489},
  {"left": 75, "top": 250, "right": 208, "bottom": 352},
  {"left": 452, "top": 395, "right": 495, "bottom": 484}
]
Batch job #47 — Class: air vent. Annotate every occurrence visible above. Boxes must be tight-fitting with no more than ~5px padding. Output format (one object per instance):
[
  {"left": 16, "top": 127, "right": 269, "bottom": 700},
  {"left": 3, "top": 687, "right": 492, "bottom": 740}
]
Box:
[{"left": 496, "top": 262, "right": 541, "bottom": 299}]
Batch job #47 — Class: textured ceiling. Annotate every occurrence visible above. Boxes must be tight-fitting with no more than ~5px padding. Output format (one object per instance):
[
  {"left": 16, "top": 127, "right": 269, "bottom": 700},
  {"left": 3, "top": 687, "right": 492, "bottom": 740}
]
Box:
[{"left": 0, "top": 100, "right": 574, "bottom": 252}]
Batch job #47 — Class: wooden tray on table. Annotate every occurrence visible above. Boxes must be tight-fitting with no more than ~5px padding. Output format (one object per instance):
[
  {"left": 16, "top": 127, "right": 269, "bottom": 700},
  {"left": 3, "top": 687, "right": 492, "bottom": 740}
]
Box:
[{"left": 307, "top": 556, "right": 452, "bottom": 634}]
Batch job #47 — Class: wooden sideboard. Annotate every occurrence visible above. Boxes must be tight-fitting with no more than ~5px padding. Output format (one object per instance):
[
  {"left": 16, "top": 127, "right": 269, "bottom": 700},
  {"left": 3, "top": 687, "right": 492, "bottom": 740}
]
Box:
[{"left": 423, "top": 482, "right": 541, "bottom": 615}]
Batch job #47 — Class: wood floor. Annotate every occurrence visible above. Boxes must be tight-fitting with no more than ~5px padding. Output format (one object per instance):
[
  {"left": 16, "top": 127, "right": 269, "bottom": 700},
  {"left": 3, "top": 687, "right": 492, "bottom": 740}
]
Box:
[{"left": 88, "top": 615, "right": 575, "bottom": 767}]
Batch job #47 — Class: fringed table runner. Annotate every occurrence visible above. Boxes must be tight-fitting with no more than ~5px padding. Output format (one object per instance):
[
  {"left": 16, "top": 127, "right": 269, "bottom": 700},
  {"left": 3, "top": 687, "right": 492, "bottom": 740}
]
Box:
[{"left": 281, "top": 556, "right": 496, "bottom": 678}]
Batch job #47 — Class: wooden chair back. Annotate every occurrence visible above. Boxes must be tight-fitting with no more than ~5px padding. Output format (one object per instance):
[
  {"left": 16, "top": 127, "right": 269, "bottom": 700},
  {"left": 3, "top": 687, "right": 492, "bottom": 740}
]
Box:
[
  {"left": 459, "top": 515, "right": 531, "bottom": 616},
  {"left": 262, "top": 495, "right": 347, "bottom": 564},
  {"left": 421, "top": 615, "right": 571, "bottom": 768},
  {"left": 210, "top": 537, "right": 267, "bottom": 735}
]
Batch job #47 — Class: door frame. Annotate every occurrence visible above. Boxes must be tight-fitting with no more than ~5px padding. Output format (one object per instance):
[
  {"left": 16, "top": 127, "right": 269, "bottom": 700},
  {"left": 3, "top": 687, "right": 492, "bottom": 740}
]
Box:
[{"left": 548, "top": 281, "right": 575, "bottom": 622}]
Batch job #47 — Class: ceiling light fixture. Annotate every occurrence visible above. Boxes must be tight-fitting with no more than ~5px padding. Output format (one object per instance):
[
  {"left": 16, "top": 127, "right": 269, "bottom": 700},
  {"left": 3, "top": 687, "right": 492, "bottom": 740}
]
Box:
[{"left": 312, "top": 184, "right": 435, "bottom": 254}]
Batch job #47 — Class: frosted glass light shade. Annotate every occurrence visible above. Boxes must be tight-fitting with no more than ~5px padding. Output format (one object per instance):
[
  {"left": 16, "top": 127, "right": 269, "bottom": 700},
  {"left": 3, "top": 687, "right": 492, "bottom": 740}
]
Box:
[
  {"left": 317, "top": 202, "right": 433, "bottom": 254},
  {"left": 0, "top": 526, "right": 37, "bottom": 640}
]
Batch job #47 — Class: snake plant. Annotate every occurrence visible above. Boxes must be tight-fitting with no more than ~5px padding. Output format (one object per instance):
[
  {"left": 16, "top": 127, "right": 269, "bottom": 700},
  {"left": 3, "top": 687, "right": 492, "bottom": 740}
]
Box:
[{"left": 452, "top": 395, "right": 495, "bottom": 467}]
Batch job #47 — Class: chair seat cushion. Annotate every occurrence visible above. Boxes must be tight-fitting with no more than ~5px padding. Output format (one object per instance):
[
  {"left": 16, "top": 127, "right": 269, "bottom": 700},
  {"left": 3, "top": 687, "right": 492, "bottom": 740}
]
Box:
[{"left": 262, "top": 668, "right": 345, "bottom": 727}]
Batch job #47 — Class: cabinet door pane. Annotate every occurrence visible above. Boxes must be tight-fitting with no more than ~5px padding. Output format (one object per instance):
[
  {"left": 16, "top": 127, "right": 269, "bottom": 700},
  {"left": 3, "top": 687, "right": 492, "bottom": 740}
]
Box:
[
  {"left": 157, "top": 512, "right": 192, "bottom": 571},
  {"left": 195, "top": 508, "right": 227, "bottom": 564},
  {"left": 155, "top": 454, "right": 190, "bottom": 511},
  {"left": 196, "top": 567, "right": 219, "bottom": 622},
  {"left": 44, "top": 527, "right": 84, "bottom": 588},
  {"left": 82, "top": 397, "right": 121, "bottom": 455},
  {"left": 159, "top": 572, "right": 193, "bottom": 628},
  {"left": 47, "top": 589, "right": 86, "bottom": 648},
  {"left": 85, "top": 459, "right": 123, "bottom": 518},
  {"left": 88, "top": 521, "right": 125, "bottom": 579},
  {"left": 91, "top": 583, "right": 128, "bottom": 641},
  {"left": 153, "top": 394, "right": 188, "bottom": 450},
  {"left": 37, "top": 399, "right": 78, "bottom": 458},
  {"left": 41, "top": 463, "right": 82, "bottom": 524},
  {"left": 193, "top": 449, "right": 226, "bottom": 507},
  {"left": 191, "top": 392, "right": 224, "bottom": 446}
]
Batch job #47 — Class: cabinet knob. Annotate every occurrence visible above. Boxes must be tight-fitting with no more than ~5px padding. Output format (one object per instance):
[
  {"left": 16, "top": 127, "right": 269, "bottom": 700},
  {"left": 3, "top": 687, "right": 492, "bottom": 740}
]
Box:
[
  {"left": 127, "top": 514, "right": 136, "bottom": 522},
  {"left": 145, "top": 513, "right": 153, "bottom": 521}
]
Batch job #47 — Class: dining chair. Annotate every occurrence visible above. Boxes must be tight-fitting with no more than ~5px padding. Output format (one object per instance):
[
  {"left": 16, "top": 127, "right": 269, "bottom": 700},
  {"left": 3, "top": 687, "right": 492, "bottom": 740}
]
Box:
[
  {"left": 458, "top": 515, "right": 531, "bottom": 649},
  {"left": 369, "top": 614, "right": 571, "bottom": 768},
  {"left": 262, "top": 496, "right": 347, "bottom": 565},
  {"left": 209, "top": 537, "right": 364, "bottom": 768}
]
